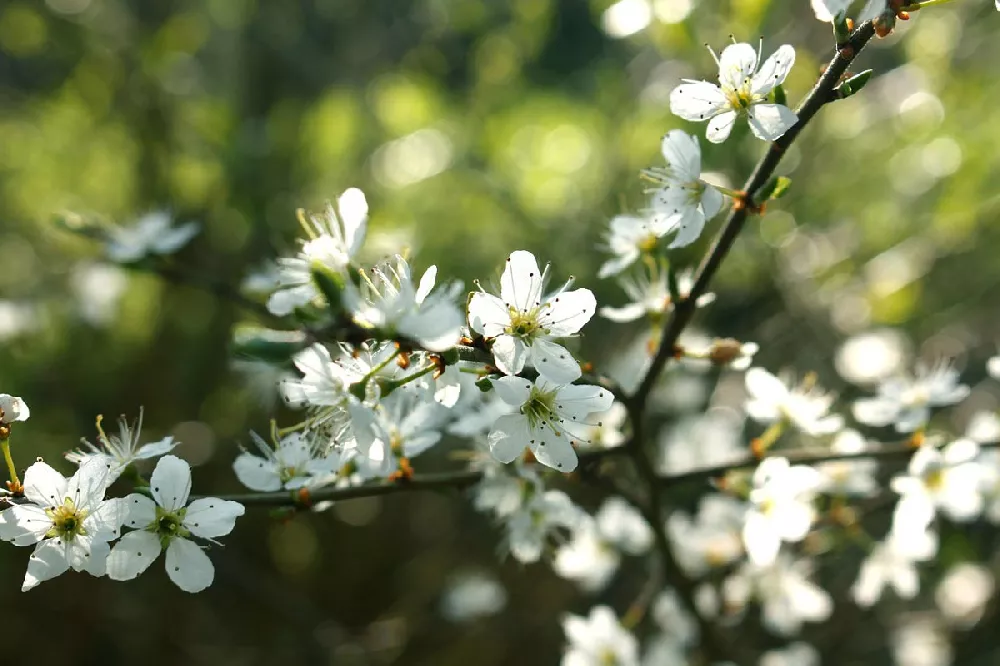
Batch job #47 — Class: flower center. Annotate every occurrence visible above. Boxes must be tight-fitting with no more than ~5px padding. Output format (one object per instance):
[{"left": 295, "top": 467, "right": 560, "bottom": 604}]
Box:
[
  {"left": 521, "top": 387, "right": 558, "bottom": 429},
  {"left": 46, "top": 498, "right": 88, "bottom": 540},
  {"left": 637, "top": 234, "right": 658, "bottom": 253},
  {"left": 153, "top": 506, "right": 189, "bottom": 546},
  {"left": 507, "top": 308, "right": 544, "bottom": 340},
  {"left": 924, "top": 467, "right": 945, "bottom": 491},
  {"left": 724, "top": 80, "right": 757, "bottom": 112}
]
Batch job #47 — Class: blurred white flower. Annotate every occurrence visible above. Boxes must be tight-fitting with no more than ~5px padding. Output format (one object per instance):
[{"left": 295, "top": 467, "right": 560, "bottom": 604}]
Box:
[
  {"left": 966, "top": 410, "right": 1000, "bottom": 443},
  {"left": 853, "top": 361, "right": 969, "bottom": 433},
  {"left": 668, "top": 493, "right": 745, "bottom": 576},
  {"left": 72, "top": 263, "right": 127, "bottom": 325},
  {"left": 835, "top": 329, "right": 909, "bottom": 385},
  {"left": 853, "top": 517, "right": 937, "bottom": 607},
  {"left": 440, "top": 571, "right": 507, "bottom": 622},
  {"left": 506, "top": 489, "right": 583, "bottom": 563},
  {"left": 745, "top": 368, "right": 843, "bottom": 436},
  {"left": 816, "top": 429, "right": 879, "bottom": 497},
  {"left": 670, "top": 43, "right": 797, "bottom": 143},
  {"left": 743, "top": 457, "right": 822, "bottom": 566},
  {"left": 554, "top": 497, "right": 652, "bottom": 591},
  {"left": 659, "top": 409, "right": 745, "bottom": 476},
  {"left": 891, "top": 614, "right": 952, "bottom": 666},
  {"left": 598, "top": 214, "right": 665, "bottom": 279},
  {"left": 348, "top": 386, "right": 449, "bottom": 476},
  {"left": 891, "top": 439, "right": 987, "bottom": 522},
  {"left": 760, "top": 642, "right": 820, "bottom": 666},
  {"left": 105, "top": 211, "right": 199, "bottom": 263},
  {"left": 724, "top": 555, "right": 832, "bottom": 636},
  {"left": 601, "top": 267, "right": 714, "bottom": 323},
  {"left": 562, "top": 606, "right": 639, "bottom": 666},
  {"left": 233, "top": 430, "right": 343, "bottom": 491},
  {"left": 578, "top": 402, "right": 629, "bottom": 450},
  {"left": 935, "top": 562, "right": 994, "bottom": 628},
  {"left": 989, "top": 355, "right": 1000, "bottom": 380}
]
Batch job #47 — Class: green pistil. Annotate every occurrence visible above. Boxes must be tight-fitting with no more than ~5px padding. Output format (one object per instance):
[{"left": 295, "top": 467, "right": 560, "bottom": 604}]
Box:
[
  {"left": 45, "top": 498, "right": 89, "bottom": 540},
  {"left": 152, "top": 505, "right": 189, "bottom": 548},
  {"left": 522, "top": 386, "right": 558, "bottom": 430}
]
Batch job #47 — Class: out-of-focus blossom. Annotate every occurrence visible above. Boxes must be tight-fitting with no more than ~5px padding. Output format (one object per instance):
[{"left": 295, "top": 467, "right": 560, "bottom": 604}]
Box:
[{"left": 854, "top": 362, "right": 969, "bottom": 433}]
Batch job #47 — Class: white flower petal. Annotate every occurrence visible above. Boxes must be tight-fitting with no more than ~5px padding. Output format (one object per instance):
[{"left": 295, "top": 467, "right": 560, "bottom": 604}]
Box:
[
  {"left": 183, "top": 498, "right": 245, "bottom": 539},
  {"left": 660, "top": 130, "right": 701, "bottom": 182},
  {"left": 531, "top": 430, "right": 578, "bottom": 473},
  {"left": 66, "top": 457, "right": 113, "bottom": 512},
  {"left": 669, "top": 81, "right": 728, "bottom": 123},
  {"left": 491, "top": 335, "right": 528, "bottom": 376},
  {"left": 487, "top": 413, "right": 530, "bottom": 463},
  {"left": 0, "top": 504, "right": 52, "bottom": 546},
  {"left": 718, "top": 43, "right": 759, "bottom": 90},
  {"left": 531, "top": 339, "right": 582, "bottom": 384},
  {"left": 134, "top": 437, "right": 177, "bottom": 460},
  {"left": 85, "top": 497, "right": 128, "bottom": 541},
  {"left": 468, "top": 292, "right": 510, "bottom": 337},
  {"left": 539, "top": 288, "right": 596, "bottom": 337},
  {"left": 700, "top": 185, "right": 724, "bottom": 219},
  {"left": 492, "top": 376, "right": 533, "bottom": 405},
  {"left": 668, "top": 207, "right": 707, "bottom": 249},
  {"left": 22, "top": 461, "right": 68, "bottom": 508},
  {"left": 150, "top": 455, "right": 193, "bottom": 512},
  {"left": 500, "top": 250, "right": 544, "bottom": 314},
  {"left": 107, "top": 530, "right": 162, "bottom": 581},
  {"left": 233, "top": 453, "right": 282, "bottom": 492},
  {"left": 165, "top": 537, "right": 215, "bottom": 593},
  {"left": 554, "top": 384, "right": 615, "bottom": 421},
  {"left": 751, "top": 45, "right": 796, "bottom": 96},
  {"left": 22, "top": 539, "right": 70, "bottom": 591},
  {"left": 599, "top": 303, "right": 646, "bottom": 323},
  {"left": 706, "top": 110, "right": 738, "bottom": 143},
  {"left": 123, "top": 493, "right": 158, "bottom": 529},
  {"left": 747, "top": 104, "right": 798, "bottom": 142}
]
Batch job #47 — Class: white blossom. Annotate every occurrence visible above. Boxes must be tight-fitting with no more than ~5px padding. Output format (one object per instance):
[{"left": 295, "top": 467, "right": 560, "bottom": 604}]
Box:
[
  {"left": 648, "top": 130, "right": 724, "bottom": 248},
  {"left": 667, "top": 493, "right": 745, "bottom": 576},
  {"left": 554, "top": 497, "right": 652, "bottom": 590},
  {"left": 267, "top": 188, "right": 368, "bottom": 316},
  {"left": 578, "top": 402, "right": 629, "bottom": 450},
  {"left": 891, "top": 614, "right": 952, "bottom": 666},
  {"left": 469, "top": 250, "right": 596, "bottom": 383},
  {"left": 745, "top": 367, "right": 843, "bottom": 436},
  {"left": 440, "top": 571, "right": 507, "bottom": 622},
  {"left": 0, "top": 393, "right": 29, "bottom": 423},
  {"left": 989, "top": 354, "right": 1000, "bottom": 380},
  {"left": 816, "top": 429, "right": 879, "bottom": 497},
  {"left": 601, "top": 267, "right": 714, "bottom": 324},
  {"left": 659, "top": 409, "right": 745, "bottom": 476},
  {"left": 105, "top": 211, "right": 199, "bottom": 263},
  {"left": 724, "top": 555, "right": 832, "bottom": 636},
  {"left": 348, "top": 255, "right": 464, "bottom": 351},
  {"left": 597, "top": 214, "right": 667, "bottom": 279},
  {"left": 106, "top": 455, "right": 244, "bottom": 593},
  {"left": 348, "top": 386, "right": 449, "bottom": 476},
  {"left": 562, "top": 606, "right": 639, "bottom": 666},
  {"left": 506, "top": 488, "right": 583, "bottom": 563},
  {"left": 743, "top": 457, "right": 822, "bottom": 566},
  {"left": 233, "top": 430, "right": 343, "bottom": 491},
  {"left": 670, "top": 42, "right": 797, "bottom": 143},
  {"left": 488, "top": 375, "right": 614, "bottom": 472},
  {"left": 0, "top": 458, "right": 127, "bottom": 591},
  {"left": 891, "top": 439, "right": 987, "bottom": 522},
  {"left": 853, "top": 519, "right": 937, "bottom": 607},
  {"left": 935, "top": 562, "right": 994, "bottom": 628},
  {"left": 853, "top": 361, "right": 969, "bottom": 433},
  {"left": 65, "top": 410, "right": 176, "bottom": 481}
]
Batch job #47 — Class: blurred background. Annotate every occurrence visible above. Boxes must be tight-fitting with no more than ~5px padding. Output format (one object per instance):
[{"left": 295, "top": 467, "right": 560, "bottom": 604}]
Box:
[{"left": 1, "top": 0, "right": 1000, "bottom": 664}]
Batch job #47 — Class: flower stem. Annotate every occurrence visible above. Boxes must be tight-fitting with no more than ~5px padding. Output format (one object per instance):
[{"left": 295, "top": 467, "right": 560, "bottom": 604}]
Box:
[{"left": 1, "top": 438, "right": 20, "bottom": 489}]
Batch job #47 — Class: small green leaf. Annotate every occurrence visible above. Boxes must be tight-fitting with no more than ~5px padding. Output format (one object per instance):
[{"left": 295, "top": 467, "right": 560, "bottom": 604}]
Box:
[
  {"left": 310, "top": 263, "right": 346, "bottom": 315},
  {"left": 772, "top": 84, "right": 786, "bottom": 107},
  {"left": 756, "top": 176, "right": 793, "bottom": 202},
  {"left": 475, "top": 377, "right": 494, "bottom": 393},
  {"left": 835, "top": 70, "right": 873, "bottom": 99}
]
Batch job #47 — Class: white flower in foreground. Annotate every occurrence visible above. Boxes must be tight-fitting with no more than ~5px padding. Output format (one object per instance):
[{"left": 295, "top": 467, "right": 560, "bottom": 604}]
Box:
[
  {"left": 105, "top": 211, "right": 199, "bottom": 263},
  {"left": 745, "top": 367, "right": 843, "bottom": 436},
  {"left": 348, "top": 255, "right": 464, "bottom": 352},
  {"left": 469, "top": 250, "right": 596, "bottom": 383},
  {"left": 107, "top": 455, "right": 244, "bottom": 593},
  {"left": 234, "top": 430, "right": 342, "bottom": 491},
  {"left": 724, "top": 555, "right": 832, "bottom": 636},
  {"left": 0, "top": 393, "right": 29, "bottom": 423},
  {"left": 280, "top": 341, "right": 399, "bottom": 416},
  {"left": 649, "top": 130, "right": 724, "bottom": 248},
  {"left": 554, "top": 497, "right": 652, "bottom": 591},
  {"left": 853, "top": 362, "right": 969, "bottom": 433},
  {"left": 488, "top": 375, "right": 614, "bottom": 472},
  {"left": 891, "top": 439, "right": 987, "bottom": 522},
  {"left": 65, "top": 409, "right": 176, "bottom": 481},
  {"left": 0, "top": 459, "right": 126, "bottom": 591},
  {"left": 743, "top": 457, "right": 822, "bottom": 566},
  {"left": 562, "top": 606, "right": 639, "bottom": 666},
  {"left": 853, "top": 519, "right": 937, "bottom": 607},
  {"left": 816, "top": 429, "right": 879, "bottom": 497},
  {"left": 267, "top": 188, "right": 368, "bottom": 316},
  {"left": 670, "top": 42, "right": 797, "bottom": 143}
]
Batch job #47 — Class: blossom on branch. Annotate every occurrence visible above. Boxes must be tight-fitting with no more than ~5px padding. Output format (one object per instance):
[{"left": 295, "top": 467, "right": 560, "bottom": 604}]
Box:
[
  {"left": 105, "top": 211, "right": 199, "bottom": 264},
  {"left": 853, "top": 361, "right": 969, "bottom": 433},
  {"left": 106, "top": 455, "right": 245, "bottom": 593},
  {"left": 469, "top": 250, "right": 596, "bottom": 383},
  {"left": 0, "top": 458, "right": 127, "bottom": 591},
  {"left": 65, "top": 409, "right": 176, "bottom": 482},
  {"left": 0, "top": 394, "right": 29, "bottom": 424},
  {"left": 233, "top": 430, "right": 344, "bottom": 491},
  {"left": 561, "top": 606, "right": 639, "bottom": 666},
  {"left": 891, "top": 439, "right": 987, "bottom": 523},
  {"left": 670, "top": 42, "right": 797, "bottom": 143},
  {"left": 742, "top": 457, "right": 822, "bottom": 566},
  {"left": 648, "top": 130, "right": 724, "bottom": 248},
  {"left": 745, "top": 367, "right": 843, "bottom": 436},
  {"left": 488, "top": 375, "right": 614, "bottom": 472}
]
